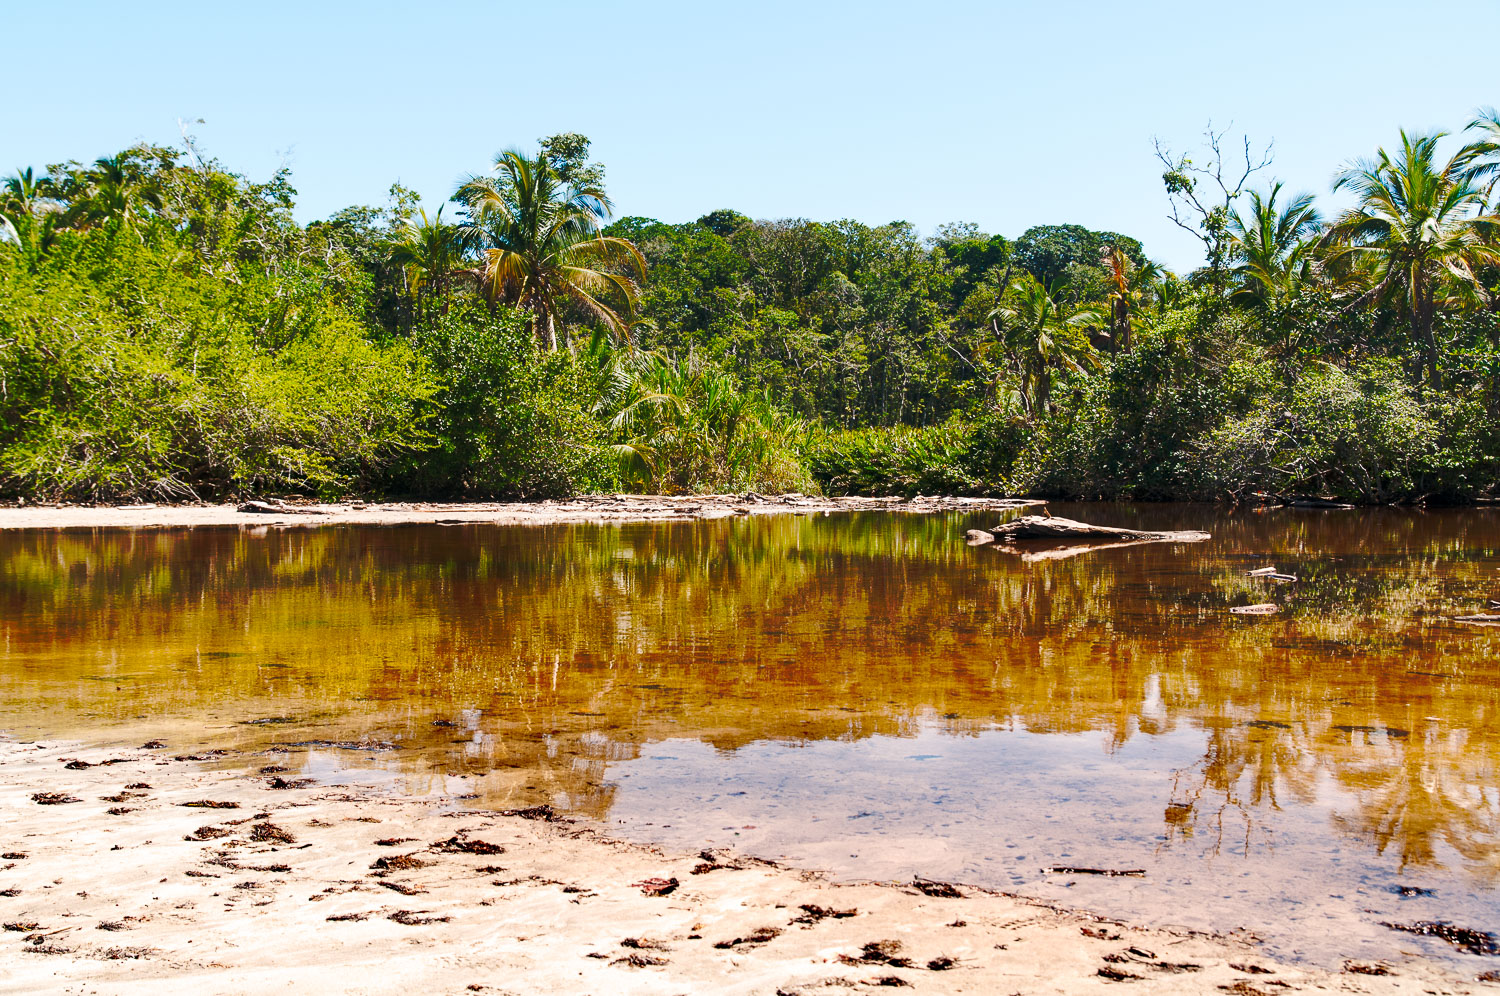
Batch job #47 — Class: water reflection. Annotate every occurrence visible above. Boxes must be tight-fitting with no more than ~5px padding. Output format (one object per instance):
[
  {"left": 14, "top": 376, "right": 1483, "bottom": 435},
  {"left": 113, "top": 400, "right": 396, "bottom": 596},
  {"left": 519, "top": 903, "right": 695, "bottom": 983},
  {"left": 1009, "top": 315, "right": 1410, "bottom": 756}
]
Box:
[{"left": 1, "top": 506, "right": 1498, "bottom": 961}]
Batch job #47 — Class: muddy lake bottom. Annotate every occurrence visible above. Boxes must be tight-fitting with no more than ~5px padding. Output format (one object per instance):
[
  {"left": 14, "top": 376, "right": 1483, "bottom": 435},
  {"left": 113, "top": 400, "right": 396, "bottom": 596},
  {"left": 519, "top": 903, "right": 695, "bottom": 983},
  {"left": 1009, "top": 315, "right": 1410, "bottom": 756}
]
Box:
[{"left": 2, "top": 503, "right": 1499, "bottom": 976}]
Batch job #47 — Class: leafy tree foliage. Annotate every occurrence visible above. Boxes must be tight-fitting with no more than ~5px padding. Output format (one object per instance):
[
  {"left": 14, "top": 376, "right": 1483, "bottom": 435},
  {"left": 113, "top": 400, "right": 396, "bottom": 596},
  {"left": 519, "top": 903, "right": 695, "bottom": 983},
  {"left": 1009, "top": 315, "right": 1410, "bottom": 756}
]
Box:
[{"left": 3, "top": 115, "right": 1500, "bottom": 504}]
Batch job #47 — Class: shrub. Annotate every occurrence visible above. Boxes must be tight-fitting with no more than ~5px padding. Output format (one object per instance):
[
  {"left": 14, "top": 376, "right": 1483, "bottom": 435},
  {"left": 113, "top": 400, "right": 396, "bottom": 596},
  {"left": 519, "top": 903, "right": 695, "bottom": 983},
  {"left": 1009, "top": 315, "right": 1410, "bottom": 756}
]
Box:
[
  {"left": 390, "top": 308, "right": 616, "bottom": 498},
  {"left": 803, "top": 411, "right": 1025, "bottom": 497}
]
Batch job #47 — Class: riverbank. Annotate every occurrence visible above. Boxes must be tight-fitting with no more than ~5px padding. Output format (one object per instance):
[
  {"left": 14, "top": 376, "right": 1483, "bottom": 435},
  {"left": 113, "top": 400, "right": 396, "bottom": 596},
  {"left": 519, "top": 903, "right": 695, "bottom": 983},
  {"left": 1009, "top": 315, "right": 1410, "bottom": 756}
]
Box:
[
  {"left": 0, "top": 739, "right": 1482, "bottom": 995},
  {"left": 0, "top": 495, "right": 1039, "bottom": 531}
]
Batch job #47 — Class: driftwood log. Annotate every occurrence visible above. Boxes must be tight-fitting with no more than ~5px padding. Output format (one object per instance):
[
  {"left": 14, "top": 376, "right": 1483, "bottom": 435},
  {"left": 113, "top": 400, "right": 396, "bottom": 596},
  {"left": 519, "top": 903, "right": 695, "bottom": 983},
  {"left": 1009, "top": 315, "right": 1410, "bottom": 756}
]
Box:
[
  {"left": 237, "top": 501, "right": 330, "bottom": 515},
  {"left": 991, "top": 515, "right": 1210, "bottom": 544}
]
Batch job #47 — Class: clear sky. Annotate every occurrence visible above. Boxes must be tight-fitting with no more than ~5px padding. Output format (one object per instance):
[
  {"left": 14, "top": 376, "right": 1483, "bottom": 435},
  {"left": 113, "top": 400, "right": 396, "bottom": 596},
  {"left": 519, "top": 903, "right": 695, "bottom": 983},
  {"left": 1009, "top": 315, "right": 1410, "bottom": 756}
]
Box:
[{"left": 5, "top": 0, "right": 1496, "bottom": 269}]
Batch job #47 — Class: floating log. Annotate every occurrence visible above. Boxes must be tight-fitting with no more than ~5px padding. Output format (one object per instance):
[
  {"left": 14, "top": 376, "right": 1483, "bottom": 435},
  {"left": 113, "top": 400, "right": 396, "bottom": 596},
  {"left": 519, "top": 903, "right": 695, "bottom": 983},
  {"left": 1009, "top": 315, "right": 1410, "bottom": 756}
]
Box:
[
  {"left": 990, "top": 515, "right": 1210, "bottom": 544},
  {"left": 1245, "top": 567, "right": 1279, "bottom": 577},
  {"left": 1268, "top": 573, "right": 1298, "bottom": 582},
  {"left": 964, "top": 529, "right": 995, "bottom": 546},
  {"left": 1454, "top": 614, "right": 1500, "bottom": 625},
  {"left": 1230, "top": 604, "right": 1280, "bottom": 615}
]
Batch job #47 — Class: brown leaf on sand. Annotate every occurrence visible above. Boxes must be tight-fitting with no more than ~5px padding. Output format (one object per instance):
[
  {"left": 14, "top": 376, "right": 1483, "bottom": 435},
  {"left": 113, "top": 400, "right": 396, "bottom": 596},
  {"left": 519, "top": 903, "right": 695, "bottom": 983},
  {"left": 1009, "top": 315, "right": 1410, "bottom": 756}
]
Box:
[
  {"left": 31, "top": 792, "right": 80, "bottom": 805},
  {"left": 179, "top": 800, "right": 239, "bottom": 810},
  {"left": 791, "top": 904, "right": 858, "bottom": 924},
  {"left": 371, "top": 854, "right": 433, "bottom": 873},
  {"left": 838, "top": 940, "right": 912, "bottom": 968},
  {"left": 715, "top": 926, "right": 782, "bottom": 949},
  {"left": 185, "top": 825, "right": 233, "bottom": 841},
  {"left": 611, "top": 952, "right": 668, "bottom": 968},
  {"left": 249, "top": 822, "right": 296, "bottom": 845},
  {"left": 388, "top": 910, "right": 450, "bottom": 925},
  {"left": 911, "top": 878, "right": 963, "bottom": 898},
  {"left": 430, "top": 835, "right": 505, "bottom": 856},
  {"left": 378, "top": 881, "right": 425, "bottom": 896},
  {"left": 632, "top": 876, "right": 678, "bottom": 896}
]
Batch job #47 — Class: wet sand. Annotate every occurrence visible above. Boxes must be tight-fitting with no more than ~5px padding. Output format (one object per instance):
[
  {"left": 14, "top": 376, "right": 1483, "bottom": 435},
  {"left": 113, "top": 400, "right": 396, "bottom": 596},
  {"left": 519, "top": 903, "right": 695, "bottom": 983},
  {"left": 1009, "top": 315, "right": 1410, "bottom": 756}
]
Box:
[
  {"left": 0, "top": 495, "right": 1039, "bottom": 531},
  {"left": 0, "top": 739, "right": 1482, "bottom": 995}
]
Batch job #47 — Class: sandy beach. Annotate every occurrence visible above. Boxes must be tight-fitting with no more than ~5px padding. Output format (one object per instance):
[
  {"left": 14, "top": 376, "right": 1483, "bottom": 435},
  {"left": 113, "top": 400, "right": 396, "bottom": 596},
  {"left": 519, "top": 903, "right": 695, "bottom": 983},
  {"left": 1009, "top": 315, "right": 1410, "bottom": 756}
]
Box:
[{"left": 0, "top": 738, "right": 1484, "bottom": 995}]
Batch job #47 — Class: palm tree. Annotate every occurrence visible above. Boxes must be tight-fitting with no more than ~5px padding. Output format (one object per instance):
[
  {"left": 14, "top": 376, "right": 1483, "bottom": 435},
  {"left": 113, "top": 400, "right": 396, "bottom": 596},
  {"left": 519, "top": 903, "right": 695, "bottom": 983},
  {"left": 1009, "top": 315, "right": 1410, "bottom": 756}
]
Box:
[
  {"left": 1324, "top": 131, "right": 1500, "bottom": 388},
  {"left": 455, "top": 149, "right": 645, "bottom": 350},
  {"left": 1466, "top": 107, "right": 1500, "bottom": 201},
  {"left": 386, "top": 206, "right": 472, "bottom": 320},
  {"left": 1100, "top": 247, "right": 1161, "bottom": 353},
  {"left": 63, "top": 155, "right": 164, "bottom": 235},
  {"left": 988, "top": 274, "right": 1102, "bottom": 416},
  {"left": 0, "top": 167, "right": 63, "bottom": 266},
  {"left": 1226, "top": 182, "right": 1322, "bottom": 310}
]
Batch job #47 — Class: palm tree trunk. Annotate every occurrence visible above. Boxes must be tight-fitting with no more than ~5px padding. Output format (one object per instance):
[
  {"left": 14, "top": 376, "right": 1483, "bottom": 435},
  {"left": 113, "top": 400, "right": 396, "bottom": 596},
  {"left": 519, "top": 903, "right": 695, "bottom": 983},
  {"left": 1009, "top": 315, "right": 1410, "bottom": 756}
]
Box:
[{"left": 1415, "top": 276, "right": 1441, "bottom": 390}]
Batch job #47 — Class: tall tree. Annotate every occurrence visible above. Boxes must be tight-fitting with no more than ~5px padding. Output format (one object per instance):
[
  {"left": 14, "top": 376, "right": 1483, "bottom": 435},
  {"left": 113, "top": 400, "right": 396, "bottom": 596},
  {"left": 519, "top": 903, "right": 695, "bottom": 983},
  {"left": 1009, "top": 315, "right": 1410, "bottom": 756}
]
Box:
[
  {"left": 455, "top": 146, "right": 644, "bottom": 350},
  {"left": 988, "top": 274, "right": 1101, "bottom": 416},
  {"left": 387, "top": 206, "right": 471, "bottom": 320},
  {"left": 64, "top": 155, "right": 164, "bottom": 234},
  {"left": 1325, "top": 130, "right": 1500, "bottom": 388},
  {"left": 1100, "top": 246, "right": 1161, "bottom": 353},
  {"left": 1226, "top": 181, "right": 1322, "bottom": 310}
]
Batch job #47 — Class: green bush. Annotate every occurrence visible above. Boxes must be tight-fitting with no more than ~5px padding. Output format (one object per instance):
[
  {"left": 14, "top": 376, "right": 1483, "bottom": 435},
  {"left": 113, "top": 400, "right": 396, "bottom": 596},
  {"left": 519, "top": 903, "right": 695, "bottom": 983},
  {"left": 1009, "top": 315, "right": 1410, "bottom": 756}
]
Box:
[
  {"left": 803, "top": 411, "right": 1025, "bottom": 497},
  {"left": 0, "top": 260, "right": 431, "bottom": 501},
  {"left": 390, "top": 308, "right": 617, "bottom": 498},
  {"left": 1196, "top": 362, "right": 1448, "bottom": 502}
]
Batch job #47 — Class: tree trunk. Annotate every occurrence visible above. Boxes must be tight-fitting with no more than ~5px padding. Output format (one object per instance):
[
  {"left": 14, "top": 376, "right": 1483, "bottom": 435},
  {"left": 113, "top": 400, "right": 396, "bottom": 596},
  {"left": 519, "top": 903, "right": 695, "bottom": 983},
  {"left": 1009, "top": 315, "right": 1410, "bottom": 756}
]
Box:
[{"left": 1415, "top": 277, "right": 1441, "bottom": 390}]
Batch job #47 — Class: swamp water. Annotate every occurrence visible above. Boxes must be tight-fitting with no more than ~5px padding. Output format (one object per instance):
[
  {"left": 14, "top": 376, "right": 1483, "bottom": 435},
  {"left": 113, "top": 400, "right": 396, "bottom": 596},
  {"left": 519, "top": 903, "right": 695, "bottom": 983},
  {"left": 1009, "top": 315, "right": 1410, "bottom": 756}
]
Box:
[{"left": 2, "top": 504, "right": 1498, "bottom": 969}]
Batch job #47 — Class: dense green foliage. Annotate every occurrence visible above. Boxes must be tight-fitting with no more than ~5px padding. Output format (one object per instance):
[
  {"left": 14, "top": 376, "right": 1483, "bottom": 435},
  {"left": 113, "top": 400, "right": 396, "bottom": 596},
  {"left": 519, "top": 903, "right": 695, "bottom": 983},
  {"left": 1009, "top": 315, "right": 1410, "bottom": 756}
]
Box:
[{"left": 2, "top": 119, "right": 1499, "bottom": 503}]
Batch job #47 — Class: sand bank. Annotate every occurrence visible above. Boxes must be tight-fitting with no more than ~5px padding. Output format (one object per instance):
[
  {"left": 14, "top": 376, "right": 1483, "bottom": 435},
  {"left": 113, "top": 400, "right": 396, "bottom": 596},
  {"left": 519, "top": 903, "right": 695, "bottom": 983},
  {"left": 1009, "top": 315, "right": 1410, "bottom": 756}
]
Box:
[
  {"left": 0, "top": 495, "right": 1038, "bottom": 532},
  {"left": 0, "top": 739, "right": 1480, "bottom": 995}
]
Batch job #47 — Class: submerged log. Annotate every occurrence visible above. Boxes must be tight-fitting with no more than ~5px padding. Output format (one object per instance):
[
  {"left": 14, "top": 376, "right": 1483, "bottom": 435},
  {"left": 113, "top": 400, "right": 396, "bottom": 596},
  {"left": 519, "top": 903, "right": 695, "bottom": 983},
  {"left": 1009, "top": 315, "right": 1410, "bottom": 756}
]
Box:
[
  {"left": 964, "top": 529, "right": 996, "bottom": 546},
  {"left": 990, "top": 515, "right": 1210, "bottom": 544}
]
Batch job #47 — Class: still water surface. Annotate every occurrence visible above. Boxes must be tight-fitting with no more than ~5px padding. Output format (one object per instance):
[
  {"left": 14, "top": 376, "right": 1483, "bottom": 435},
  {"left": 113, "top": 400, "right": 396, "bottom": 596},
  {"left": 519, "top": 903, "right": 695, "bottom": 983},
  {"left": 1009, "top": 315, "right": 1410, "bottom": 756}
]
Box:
[{"left": 2, "top": 505, "right": 1498, "bottom": 967}]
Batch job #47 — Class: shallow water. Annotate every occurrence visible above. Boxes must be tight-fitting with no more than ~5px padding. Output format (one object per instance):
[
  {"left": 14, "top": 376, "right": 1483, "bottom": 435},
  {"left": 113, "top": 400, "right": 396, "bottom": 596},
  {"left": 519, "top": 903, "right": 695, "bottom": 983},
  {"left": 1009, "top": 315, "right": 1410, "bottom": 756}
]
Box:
[{"left": 2, "top": 504, "right": 1498, "bottom": 967}]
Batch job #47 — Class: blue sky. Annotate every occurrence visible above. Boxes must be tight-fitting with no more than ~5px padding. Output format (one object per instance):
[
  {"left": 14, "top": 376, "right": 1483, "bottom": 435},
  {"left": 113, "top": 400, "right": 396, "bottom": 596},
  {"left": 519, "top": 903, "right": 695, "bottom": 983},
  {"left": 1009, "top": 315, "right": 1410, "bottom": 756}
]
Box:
[{"left": 5, "top": 0, "right": 1496, "bottom": 269}]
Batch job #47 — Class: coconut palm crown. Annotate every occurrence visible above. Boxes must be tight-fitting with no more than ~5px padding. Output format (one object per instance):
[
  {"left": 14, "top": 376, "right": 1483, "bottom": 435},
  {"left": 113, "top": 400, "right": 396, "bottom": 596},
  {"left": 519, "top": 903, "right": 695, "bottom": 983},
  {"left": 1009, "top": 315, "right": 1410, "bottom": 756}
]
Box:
[
  {"left": 1324, "top": 130, "right": 1500, "bottom": 387},
  {"left": 454, "top": 149, "right": 645, "bottom": 350}
]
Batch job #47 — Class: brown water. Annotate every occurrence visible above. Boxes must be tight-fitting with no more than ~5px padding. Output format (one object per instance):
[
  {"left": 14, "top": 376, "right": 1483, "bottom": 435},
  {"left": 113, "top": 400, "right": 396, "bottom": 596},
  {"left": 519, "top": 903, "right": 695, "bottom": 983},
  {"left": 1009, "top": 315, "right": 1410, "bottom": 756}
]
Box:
[{"left": 2, "top": 505, "right": 1498, "bottom": 967}]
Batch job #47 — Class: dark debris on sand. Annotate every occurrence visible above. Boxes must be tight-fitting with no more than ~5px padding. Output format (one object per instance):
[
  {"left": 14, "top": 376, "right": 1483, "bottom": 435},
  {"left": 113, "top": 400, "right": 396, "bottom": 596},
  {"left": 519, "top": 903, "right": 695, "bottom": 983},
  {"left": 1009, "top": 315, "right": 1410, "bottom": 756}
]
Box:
[
  {"left": 1381, "top": 920, "right": 1500, "bottom": 955},
  {"left": 431, "top": 835, "right": 505, "bottom": 856},
  {"left": 715, "top": 927, "right": 782, "bottom": 950},
  {"left": 249, "top": 822, "right": 296, "bottom": 844}
]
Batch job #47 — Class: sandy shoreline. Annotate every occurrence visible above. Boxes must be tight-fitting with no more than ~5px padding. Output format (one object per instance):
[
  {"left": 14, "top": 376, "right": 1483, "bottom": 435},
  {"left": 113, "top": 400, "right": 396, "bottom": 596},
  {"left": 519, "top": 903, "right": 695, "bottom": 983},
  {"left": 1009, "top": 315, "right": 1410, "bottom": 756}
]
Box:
[
  {"left": 0, "top": 739, "right": 1483, "bottom": 995},
  {"left": 0, "top": 495, "right": 1039, "bottom": 531}
]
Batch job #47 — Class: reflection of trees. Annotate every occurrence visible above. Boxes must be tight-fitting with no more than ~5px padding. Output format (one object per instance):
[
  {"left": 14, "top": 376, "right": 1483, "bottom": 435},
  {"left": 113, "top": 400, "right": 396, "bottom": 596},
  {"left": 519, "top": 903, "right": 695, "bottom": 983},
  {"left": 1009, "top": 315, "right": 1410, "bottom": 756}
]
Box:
[
  {"left": 1330, "top": 721, "right": 1500, "bottom": 877},
  {"left": 1, "top": 505, "right": 1498, "bottom": 874}
]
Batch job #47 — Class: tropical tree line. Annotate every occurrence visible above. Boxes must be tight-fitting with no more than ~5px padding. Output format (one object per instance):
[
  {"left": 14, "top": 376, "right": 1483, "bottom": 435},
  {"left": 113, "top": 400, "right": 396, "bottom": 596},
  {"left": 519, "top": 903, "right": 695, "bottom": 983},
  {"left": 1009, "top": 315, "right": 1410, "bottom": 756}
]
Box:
[{"left": 2, "top": 115, "right": 1499, "bottom": 503}]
